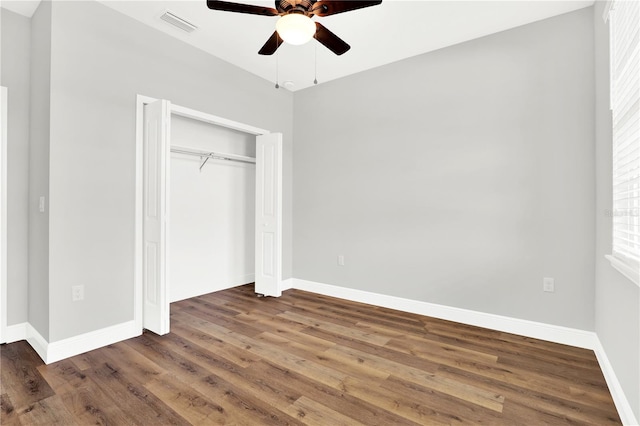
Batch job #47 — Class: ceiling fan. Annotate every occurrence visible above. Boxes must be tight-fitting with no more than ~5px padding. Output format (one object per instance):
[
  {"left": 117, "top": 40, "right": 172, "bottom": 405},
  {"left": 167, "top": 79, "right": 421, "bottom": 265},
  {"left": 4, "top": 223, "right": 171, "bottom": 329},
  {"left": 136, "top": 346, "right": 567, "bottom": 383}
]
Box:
[{"left": 206, "top": 0, "right": 382, "bottom": 56}]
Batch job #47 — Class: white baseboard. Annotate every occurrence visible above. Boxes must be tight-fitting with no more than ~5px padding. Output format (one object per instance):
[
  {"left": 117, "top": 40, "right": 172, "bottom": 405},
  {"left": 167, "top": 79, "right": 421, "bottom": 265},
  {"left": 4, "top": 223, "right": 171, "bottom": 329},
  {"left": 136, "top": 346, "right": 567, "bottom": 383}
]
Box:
[
  {"left": 46, "top": 320, "right": 140, "bottom": 364},
  {"left": 4, "top": 322, "right": 27, "bottom": 343},
  {"left": 281, "top": 278, "right": 294, "bottom": 291},
  {"left": 25, "top": 323, "right": 48, "bottom": 363},
  {"left": 292, "top": 278, "right": 597, "bottom": 349},
  {"left": 291, "top": 278, "right": 637, "bottom": 425},
  {"left": 5, "top": 322, "right": 49, "bottom": 363},
  {"left": 3, "top": 320, "right": 141, "bottom": 365},
  {"left": 593, "top": 338, "right": 639, "bottom": 426}
]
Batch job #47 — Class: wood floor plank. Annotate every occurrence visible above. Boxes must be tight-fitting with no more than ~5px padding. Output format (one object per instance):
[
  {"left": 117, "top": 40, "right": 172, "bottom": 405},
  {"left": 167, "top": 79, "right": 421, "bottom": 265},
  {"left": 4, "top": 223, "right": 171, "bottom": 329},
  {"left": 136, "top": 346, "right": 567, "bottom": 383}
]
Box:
[
  {"left": 425, "top": 322, "right": 599, "bottom": 367},
  {"left": 380, "top": 374, "right": 507, "bottom": 424},
  {"left": 142, "top": 326, "right": 300, "bottom": 405},
  {"left": 286, "top": 290, "right": 426, "bottom": 327},
  {"left": 173, "top": 309, "right": 351, "bottom": 389},
  {"left": 57, "top": 378, "right": 134, "bottom": 425},
  {"left": 300, "top": 324, "right": 444, "bottom": 372},
  {"left": 140, "top": 326, "right": 308, "bottom": 425},
  {"left": 174, "top": 300, "right": 263, "bottom": 338},
  {"left": 0, "top": 341, "right": 55, "bottom": 412},
  {"left": 249, "top": 319, "right": 336, "bottom": 353},
  {"left": 234, "top": 311, "right": 312, "bottom": 335},
  {"left": 377, "top": 327, "right": 500, "bottom": 364},
  {"left": 246, "top": 360, "right": 422, "bottom": 426},
  {"left": 284, "top": 396, "right": 367, "bottom": 426},
  {"left": 254, "top": 332, "right": 337, "bottom": 365},
  {"left": 278, "top": 311, "right": 391, "bottom": 346},
  {"left": 386, "top": 334, "right": 608, "bottom": 408},
  {"left": 37, "top": 359, "right": 91, "bottom": 399},
  {"left": 156, "top": 329, "right": 304, "bottom": 412},
  {"left": 189, "top": 374, "right": 304, "bottom": 425},
  {"left": 82, "top": 357, "right": 189, "bottom": 425},
  {"left": 436, "top": 363, "right": 621, "bottom": 425},
  {"left": 81, "top": 341, "right": 166, "bottom": 385},
  {"left": 170, "top": 318, "right": 263, "bottom": 369},
  {"left": 199, "top": 292, "right": 290, "bottom": 317},
  {"left": 325, "top": 345, "right": 505, "bottom": 412},
  {"left": 144, "top": 373, "right": 233, "bottom": 425},
  {"left": 500, "top": 397, "right": 619, "bottom": 426},
  {"left": 437, "top": 350, "right": 609, "bottom": 408},
  {"left": 338, "top": 377, "right": 452, "bottom": 425},
  {"left": 14, "top": 395, "right": 76, "bottom": 425},
  {"left": 0, "top": 284, "right": 622, "bottom": 425},
  {"left": 497, "top": 350, "right": 607, "bottom": 383},
  {"left": 0, "top": 393, "right": 21, "bottom": 425},
  {"left": 124, "top": 332, "right": 212, "bottom": 381}
]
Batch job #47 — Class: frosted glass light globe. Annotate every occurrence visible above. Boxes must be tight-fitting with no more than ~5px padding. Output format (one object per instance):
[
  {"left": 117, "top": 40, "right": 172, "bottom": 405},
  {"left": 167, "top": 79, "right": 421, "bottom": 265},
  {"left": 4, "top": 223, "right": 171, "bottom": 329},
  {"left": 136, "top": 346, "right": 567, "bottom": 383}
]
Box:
[{"left": 276, "top": 14, "right": 316, "bottom": 45}]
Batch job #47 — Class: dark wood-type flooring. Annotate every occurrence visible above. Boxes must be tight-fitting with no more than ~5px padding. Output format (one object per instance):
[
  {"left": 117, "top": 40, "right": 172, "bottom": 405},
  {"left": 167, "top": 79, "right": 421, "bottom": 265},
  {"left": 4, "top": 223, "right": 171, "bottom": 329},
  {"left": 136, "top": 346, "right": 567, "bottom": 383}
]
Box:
[{"left": 1, "top": 284, "right": 621, "bottom": 425}]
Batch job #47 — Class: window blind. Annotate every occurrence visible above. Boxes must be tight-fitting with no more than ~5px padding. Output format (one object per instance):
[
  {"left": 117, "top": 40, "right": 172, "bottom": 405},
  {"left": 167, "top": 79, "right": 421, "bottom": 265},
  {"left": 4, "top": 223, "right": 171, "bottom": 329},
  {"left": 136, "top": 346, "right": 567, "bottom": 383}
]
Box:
[{"left": 610, "top": 0, "right": 640, "bottom": 270}]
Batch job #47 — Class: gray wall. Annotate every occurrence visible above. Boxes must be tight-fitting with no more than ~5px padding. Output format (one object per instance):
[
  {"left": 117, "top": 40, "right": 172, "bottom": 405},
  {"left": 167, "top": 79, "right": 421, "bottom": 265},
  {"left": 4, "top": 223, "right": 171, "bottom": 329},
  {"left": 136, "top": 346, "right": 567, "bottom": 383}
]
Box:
[
  {"left": 593, "top": 1, "right": 640, "bottom": 420},
  {"left": 293, "top": 8, "right": 596, "bottom": 330},
  {"left": 0, "top": 9, "right": 30, "bottom": 325},
  {"left": 46, "top": 1, "right": 293, "bottom": 341},
  {"left": 28, "top": 0, "right": 52, "bottom": 340}
]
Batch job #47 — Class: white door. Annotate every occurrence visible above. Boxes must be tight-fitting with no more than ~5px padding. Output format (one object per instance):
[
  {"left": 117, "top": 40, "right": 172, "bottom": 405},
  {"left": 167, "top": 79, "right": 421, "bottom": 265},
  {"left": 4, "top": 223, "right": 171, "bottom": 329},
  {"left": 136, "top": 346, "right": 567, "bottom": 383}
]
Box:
[
  {"left": 255, "top": 133, "right": 283, "bottom": 297},
  {"left": 142, "top": 99, "right": 171, "bottom": 335}
]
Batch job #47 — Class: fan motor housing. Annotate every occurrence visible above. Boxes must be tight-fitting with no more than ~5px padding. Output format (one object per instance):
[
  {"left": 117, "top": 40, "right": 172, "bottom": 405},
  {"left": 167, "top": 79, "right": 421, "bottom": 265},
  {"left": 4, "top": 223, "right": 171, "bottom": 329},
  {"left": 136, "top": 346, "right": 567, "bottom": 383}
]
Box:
[{"left": 277, "top": 0, "right": 316, "bottom": 14}]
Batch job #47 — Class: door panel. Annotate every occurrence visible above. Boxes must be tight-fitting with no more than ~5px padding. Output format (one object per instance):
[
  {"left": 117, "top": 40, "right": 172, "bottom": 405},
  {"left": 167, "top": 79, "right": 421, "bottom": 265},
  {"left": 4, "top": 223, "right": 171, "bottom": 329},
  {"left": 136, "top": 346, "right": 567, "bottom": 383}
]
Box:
[
  {"left": 143, "top": 99, "right": 170, "bottom": 335},
  {"left": 255, "top": 133, "right": 282, "bottom": 297}
]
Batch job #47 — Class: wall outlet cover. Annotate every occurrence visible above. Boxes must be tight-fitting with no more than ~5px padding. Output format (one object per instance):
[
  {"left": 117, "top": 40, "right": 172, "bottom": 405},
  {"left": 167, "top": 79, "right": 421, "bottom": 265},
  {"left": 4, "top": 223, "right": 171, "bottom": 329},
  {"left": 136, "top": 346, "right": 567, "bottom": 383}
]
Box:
[
  {"left": 543, "top": 277, "right": 555, "bottom": 293},
  {"left": 72, "top": 285, "right": 84, "bottom": 301}
]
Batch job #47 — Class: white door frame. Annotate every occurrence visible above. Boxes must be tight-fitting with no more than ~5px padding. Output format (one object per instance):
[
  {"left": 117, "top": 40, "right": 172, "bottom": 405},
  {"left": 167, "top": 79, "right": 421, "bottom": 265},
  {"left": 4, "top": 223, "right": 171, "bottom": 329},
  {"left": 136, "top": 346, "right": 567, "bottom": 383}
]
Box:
[
  {"left": 134, "top": 95, "right": 278, "bottom": 332},
  {"left": 1, "top": 87, "right": 8, "bottom": 343}
]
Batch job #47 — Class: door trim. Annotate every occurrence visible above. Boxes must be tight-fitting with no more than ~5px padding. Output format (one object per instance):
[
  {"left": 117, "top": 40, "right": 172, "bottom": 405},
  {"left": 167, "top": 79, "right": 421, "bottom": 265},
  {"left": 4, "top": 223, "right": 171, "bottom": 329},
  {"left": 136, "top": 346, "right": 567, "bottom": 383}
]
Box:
[
  {"left": 134, "top": 95, "right": 272, "bottom": 332},
  {"left": 1, "top": 86, "right": 7, "bottom": 343}
]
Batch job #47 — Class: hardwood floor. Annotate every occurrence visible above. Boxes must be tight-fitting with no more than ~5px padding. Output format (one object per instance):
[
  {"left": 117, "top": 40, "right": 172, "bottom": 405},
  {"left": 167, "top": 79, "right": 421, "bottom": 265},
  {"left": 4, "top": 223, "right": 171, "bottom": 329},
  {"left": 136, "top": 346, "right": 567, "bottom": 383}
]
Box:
[{"left": 1, "top": 284, "right": 621, "bottom": 425}]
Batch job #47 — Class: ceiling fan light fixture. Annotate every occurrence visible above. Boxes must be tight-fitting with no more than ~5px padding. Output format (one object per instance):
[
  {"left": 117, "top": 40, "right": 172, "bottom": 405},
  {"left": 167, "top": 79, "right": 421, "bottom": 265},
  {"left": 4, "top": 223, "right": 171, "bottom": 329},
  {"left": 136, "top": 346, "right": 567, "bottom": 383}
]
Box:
[{"left": 275, "top": 14, "right": 316, "bottom": 45}]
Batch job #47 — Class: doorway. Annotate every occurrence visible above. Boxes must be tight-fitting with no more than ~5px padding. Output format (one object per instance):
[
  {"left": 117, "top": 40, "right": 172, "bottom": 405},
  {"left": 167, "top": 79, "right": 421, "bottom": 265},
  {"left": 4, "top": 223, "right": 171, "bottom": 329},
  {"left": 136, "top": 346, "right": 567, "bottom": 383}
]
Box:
[{"left": 135, "top": 96, "right": 283, "bottom": 335}]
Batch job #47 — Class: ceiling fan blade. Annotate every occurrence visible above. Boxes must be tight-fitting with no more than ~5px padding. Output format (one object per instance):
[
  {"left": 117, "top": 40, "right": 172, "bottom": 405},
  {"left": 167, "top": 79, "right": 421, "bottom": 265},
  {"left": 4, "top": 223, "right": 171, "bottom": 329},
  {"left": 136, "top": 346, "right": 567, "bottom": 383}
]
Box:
[
  {"left": 206, "top": 0, "right": 279, "bottom": 16},
  {"left": 312, "top": 0, "right": 381, "bottom": 17},
  {"left": 258, "top": 31, "right": 284, "bottom": 55},
  {"left": 314, "top": 22, "right": 350, "bottom": 55}
]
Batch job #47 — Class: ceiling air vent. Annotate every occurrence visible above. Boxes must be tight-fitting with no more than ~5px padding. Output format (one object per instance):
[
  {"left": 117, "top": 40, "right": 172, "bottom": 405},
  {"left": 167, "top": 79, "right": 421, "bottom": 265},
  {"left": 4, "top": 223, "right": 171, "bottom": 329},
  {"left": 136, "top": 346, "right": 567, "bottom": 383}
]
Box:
[{"left": 160, "top": 10, "right": 197, "bottom": 33}]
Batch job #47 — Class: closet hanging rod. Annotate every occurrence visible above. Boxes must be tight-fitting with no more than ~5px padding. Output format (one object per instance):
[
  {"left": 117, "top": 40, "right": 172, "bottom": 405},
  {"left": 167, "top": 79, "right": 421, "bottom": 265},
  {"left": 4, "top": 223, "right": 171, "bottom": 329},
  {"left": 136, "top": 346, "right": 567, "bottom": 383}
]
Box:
[{"left": 170, "top": 146, "right": 256, "bottom": 169}]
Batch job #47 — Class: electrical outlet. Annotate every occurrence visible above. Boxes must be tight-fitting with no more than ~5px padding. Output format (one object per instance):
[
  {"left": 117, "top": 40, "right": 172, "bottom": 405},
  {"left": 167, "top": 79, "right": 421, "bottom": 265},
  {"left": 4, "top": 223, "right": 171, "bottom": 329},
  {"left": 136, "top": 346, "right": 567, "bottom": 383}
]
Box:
[
  {"left": 337, "top": 255, "right": 345, "bottom": 266},
  {"left": 543, "top": 277, "right": 555, "bottom": 293},
  {"left": 72, "top": 285, "right": 84, "bottom": 301}
]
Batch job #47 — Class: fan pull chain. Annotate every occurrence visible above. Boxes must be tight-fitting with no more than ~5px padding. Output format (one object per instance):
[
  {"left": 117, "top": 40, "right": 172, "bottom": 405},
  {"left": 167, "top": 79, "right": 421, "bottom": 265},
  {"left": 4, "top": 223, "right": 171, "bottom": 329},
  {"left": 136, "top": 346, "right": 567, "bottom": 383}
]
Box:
[
  {"left": 314, "top": 42, "right": 318, "bottom": 85},
  {"left": 275, "top": 36, "right": 280, "bottom": 89}
]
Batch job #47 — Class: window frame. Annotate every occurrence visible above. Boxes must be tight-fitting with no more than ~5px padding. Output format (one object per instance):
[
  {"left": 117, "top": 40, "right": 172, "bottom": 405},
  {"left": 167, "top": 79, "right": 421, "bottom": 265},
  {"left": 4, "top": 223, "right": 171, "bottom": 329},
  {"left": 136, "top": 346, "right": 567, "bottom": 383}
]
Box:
[{"left": 605, "top": 0, "right": 640, "bottom": 287}]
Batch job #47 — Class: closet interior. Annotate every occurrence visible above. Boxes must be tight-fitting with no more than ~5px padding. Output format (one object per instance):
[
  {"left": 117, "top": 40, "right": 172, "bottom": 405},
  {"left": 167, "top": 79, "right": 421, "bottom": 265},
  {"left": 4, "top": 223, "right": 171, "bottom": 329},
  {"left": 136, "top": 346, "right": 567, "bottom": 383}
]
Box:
[{"left": 169, "top": 114, "right": 256, "bottom": 303}]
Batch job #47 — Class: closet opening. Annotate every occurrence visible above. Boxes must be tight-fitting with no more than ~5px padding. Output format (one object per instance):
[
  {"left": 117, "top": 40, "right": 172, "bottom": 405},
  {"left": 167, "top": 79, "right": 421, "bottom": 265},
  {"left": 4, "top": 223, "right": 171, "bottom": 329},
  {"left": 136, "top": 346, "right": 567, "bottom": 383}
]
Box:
[
  {"left": 135, "top": 96, "right": 283, "bottom": 336},
  {"left": 169, "top": 115, "right": 256, "bottom": 303}
]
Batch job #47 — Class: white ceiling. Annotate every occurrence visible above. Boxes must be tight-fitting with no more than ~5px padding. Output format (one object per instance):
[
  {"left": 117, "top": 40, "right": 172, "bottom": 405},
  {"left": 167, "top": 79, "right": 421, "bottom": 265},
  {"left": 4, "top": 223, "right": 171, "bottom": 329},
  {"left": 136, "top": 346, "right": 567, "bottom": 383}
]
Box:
[{"left": 3, "top": 0, "right": 594, "bottom": 91}]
